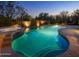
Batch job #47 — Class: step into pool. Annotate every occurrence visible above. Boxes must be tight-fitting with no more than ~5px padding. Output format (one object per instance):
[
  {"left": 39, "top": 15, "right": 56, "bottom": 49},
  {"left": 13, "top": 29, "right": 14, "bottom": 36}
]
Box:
[{"left": 12, "top": 25, "right": 69, "bottom": 57}]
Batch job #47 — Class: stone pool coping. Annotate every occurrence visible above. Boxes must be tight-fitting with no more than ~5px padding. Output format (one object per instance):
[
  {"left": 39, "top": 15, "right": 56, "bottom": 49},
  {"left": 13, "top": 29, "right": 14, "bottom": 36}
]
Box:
[
  {"left": 58, "top": 28, "right": 79, "bottom": 57},
  {"left": 0, "top": 26, "right": 25, "bottom": 57},
  {"left": 0, "top": 25, "right": 79, "bottom": 57}
]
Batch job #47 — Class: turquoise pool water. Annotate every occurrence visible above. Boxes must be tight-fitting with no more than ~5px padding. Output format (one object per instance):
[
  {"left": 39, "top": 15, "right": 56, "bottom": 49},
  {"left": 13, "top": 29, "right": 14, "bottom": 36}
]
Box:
[{"left": 12, "top": 25, "right": 69, "bottom": 57}]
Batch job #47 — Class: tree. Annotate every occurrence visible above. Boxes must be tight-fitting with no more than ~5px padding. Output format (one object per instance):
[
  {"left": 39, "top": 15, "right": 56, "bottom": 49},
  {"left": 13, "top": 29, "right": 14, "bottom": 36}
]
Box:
[
  {"left": 23, "top": 14, "right": 32, "bottom": 21},
  {"left": 47, "top": 15, "right": 54, "bottom": 24},
  {"left": 0, "top": 1, "right": 6, "bottom": 16},
  {"left": 55, "top": 15, "right": 62, "bottom": 24},
  {"left": 16, "top": 6, "right": 27, "bottom": 21},
  {"left": 36, "top": 12, "right": 50, "bottom": 25},
  {"left": 36, "top": 12, "right": 49, "bottom": 20},
  {"left": 0, "top": 1, "right": 16, "bottom": 26},
  {"left": 60, "top": 11, "right": 69, "bottom": 24},
  {"left": 72, "top": 9, "right": 79, "bottom": 25},
  {"left": 5, "top": 1, "right": 15, "bottom": 19},
  {"left": 15, "top": 6, "right": 32, "bottom": 27},
  {"left": 0, "top": 1, "right": 30, "bottom": 27}
]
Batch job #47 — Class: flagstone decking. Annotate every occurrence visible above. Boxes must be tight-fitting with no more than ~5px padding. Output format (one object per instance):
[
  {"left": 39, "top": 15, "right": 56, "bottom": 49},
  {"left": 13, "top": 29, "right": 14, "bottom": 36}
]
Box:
[
  {"left": 58, "top": 29, "right": 79, "bottom": 57},
  {"left": 0, "top": 26, "right": 79, "bottom": 57},
  {"left": 0, "top": 26, "right": 24, "bottom": 57}
]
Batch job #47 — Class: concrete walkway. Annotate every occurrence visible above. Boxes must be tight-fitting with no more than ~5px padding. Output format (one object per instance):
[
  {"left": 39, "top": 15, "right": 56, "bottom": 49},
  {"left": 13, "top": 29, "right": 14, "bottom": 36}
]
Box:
[{"left": 58, "top": 29, "right": 79, "bottom": 57}]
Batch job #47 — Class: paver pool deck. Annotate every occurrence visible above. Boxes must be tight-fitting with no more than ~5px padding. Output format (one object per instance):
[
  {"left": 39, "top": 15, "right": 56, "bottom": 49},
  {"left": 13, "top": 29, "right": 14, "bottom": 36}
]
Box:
[{"left": 0, "top": 26, "right": 79, "bottom": 57}]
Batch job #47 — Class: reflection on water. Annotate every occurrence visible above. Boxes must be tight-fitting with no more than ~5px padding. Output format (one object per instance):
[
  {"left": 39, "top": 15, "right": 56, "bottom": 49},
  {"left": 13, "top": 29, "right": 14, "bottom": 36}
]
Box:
[
  {"left": 36, "top": 21, "right": 40, "bottom": 27},
  {"left": 37, "top": 27, "right": 40, "bottom": 30},
  {"left": 25, "top": 25, "right": 44, "bottom": 32},
  {"left": 40, "top": 26, "right": 45, "bottom": 29},
  {"left": 25, "top": 28, "right": 30, "bottom": 32}
]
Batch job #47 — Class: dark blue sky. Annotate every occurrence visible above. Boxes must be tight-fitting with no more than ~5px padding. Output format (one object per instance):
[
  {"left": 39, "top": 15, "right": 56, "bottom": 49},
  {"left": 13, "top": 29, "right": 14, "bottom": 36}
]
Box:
[{"left": 18, "top": 1, "right": 79, "bottom": 18}]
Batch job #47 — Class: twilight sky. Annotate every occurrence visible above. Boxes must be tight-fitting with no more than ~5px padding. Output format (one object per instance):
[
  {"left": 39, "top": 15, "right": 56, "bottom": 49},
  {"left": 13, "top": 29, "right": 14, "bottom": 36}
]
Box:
[{"left": 18, "top": 1, "right": 79, "bottom": 18}]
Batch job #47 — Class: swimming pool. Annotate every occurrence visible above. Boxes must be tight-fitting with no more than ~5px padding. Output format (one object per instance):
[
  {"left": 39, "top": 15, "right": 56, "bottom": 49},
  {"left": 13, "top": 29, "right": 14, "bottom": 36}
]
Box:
[{"left": 12, "top": 25, "right": 69, "bottom": 57}]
